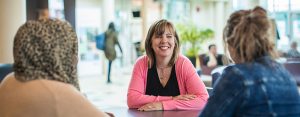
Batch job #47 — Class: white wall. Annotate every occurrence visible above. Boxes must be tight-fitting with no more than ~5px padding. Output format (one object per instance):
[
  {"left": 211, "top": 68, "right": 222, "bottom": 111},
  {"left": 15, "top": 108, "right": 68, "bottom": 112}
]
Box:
[
  {"left": 76, "top": 0, "right": 115, "bottom": 31},
  {"left": 0, "top": 0, "right": 26, "bottom": 63},
  {"left": 76, "top": 0, "right": 102, "bottom": 30},
  {"left": 77, "top": 0, "right": 101, "bottom": 7},
  {"left": 102, "top": 0, "right": 115, "bottom": 29}
]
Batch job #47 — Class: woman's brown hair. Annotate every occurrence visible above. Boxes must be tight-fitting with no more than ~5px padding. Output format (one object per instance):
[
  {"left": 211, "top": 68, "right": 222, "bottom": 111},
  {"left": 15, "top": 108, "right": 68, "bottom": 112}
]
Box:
[
  {"left": 145, "top": 19, "right": 180, "bottom": 68},
  {"left": 223, "top": 6, "right": 277, "bottom": 63}
]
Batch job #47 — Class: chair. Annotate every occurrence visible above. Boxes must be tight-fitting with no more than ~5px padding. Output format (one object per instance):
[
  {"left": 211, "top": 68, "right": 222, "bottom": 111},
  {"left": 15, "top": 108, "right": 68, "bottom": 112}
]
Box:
[
  {"left": 199, "top": 54, "right": 216, "bottom": 75},
  {"left": 206, "top": 87, "right": 213, "bottom": 96},
  {"left": 211, "top": 71, "right": 221, "bottom": 87},
  {"left": 286, "top": 57, "right": 300, "bottom": 62},
  {"left": 0, "top": 64, "right": 13, "bottom": 82},
  {"left": 211, "top": 66, "right": 228, "bottom": 87},
  {"left": 283, "top": 62, "right": 300, "bottom": 86}
]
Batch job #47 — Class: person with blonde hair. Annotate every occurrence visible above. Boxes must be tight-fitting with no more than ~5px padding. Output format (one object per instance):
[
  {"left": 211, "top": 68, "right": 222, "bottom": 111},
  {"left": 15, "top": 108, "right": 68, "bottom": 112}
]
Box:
[
  {"left": 127, "top": 19, "right": 208, "bottom": 111},
  {"left": 0, "top": 19, "right": 111, "bottom": 117},
  {"left": 200, "top": 6, "right": 300, "bottom": 117}
]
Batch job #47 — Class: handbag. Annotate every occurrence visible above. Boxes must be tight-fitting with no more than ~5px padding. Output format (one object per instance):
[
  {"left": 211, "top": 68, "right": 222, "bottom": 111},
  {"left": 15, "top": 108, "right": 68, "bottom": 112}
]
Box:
[{"left": 95, "top": 32, "right": 106, "bottom": 50}]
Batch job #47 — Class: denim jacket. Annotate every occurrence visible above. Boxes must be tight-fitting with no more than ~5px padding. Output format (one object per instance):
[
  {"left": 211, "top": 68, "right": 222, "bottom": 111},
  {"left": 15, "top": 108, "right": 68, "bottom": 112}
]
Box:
[{"left": 200, "top": 56, "right": 300, "bottom": 117}]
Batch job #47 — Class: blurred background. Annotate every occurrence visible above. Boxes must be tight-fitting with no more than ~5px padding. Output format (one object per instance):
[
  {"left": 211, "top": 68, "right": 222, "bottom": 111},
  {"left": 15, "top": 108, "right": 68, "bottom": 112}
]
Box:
[{"left": 0, "top": 0, "right": 299, "bottom": 109}]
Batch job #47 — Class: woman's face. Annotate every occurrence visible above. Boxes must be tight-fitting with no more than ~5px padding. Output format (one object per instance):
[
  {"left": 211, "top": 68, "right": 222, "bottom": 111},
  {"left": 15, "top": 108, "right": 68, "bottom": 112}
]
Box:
[{"left": 151, "top": 28, "right": 175, "bottom": 58}]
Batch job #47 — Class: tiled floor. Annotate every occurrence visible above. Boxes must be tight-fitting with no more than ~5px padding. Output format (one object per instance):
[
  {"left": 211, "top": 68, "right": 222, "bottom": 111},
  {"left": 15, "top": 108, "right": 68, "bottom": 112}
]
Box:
[{"left": 78, "top": 63, "right": 133, "bottom": 109}]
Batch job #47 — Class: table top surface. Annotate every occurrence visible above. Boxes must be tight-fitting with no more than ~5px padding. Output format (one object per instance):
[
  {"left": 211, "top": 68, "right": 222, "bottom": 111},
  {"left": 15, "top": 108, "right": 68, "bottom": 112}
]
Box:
[{"left": 103, "top": 107, "right": 201, "bottom": 117}]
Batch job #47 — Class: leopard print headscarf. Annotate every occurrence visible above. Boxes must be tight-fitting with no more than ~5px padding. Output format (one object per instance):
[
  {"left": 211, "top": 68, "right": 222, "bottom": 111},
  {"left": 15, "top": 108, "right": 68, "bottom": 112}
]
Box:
[{"left": 13, "top": 19, "right": 80, "bottom": 90}]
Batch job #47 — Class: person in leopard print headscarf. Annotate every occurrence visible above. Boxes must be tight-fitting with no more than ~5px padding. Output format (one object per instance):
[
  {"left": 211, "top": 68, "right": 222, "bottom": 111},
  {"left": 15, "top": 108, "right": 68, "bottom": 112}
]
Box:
[
  {"left": 13, "top": 18, "right": 80, "bottom": 90},
  {"left": 0, "top": 19, "right": 111, "bottom": 117}
]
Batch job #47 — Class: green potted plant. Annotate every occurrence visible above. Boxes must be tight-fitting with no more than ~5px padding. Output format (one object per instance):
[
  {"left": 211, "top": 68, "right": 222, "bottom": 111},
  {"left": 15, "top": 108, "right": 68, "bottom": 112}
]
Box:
[{"left": 177, "top": 23, "right": 214, "bottom": 67}]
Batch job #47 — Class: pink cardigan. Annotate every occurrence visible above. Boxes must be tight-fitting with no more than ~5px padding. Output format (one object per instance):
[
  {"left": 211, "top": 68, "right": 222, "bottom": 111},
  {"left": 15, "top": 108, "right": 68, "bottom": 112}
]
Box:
[{"left": 127, "top": 55, "right": 209, "bottom": 110}]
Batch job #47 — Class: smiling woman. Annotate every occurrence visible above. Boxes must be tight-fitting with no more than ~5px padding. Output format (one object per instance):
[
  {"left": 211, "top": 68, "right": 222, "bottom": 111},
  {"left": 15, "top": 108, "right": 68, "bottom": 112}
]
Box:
[{"left": 127, "top": 19, "right": 209, "bottom": 111}]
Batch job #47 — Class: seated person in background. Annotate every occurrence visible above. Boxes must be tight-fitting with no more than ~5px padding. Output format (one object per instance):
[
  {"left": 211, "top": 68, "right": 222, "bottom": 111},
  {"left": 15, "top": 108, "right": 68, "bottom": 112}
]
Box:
[
  {"left": 127, "top": 19, "right": 209, "bottom": 111},
  {"left": 203, "top": 44, "right": 225, "bottom": 67},
  {"left": 287, "top": 41, "right": 300, "bottom": 58},
  {"left": 0, "top": 19, "right": 110, "bottom": 117},
  {"left": 200, "top": 6, "right": 300, "bottom": 117}
]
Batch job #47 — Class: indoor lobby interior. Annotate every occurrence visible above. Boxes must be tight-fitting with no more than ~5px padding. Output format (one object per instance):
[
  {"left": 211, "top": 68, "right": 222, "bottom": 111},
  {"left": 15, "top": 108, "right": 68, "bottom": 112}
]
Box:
[{"left": 1, "top": 0, "right": 300, "bottom": 117}]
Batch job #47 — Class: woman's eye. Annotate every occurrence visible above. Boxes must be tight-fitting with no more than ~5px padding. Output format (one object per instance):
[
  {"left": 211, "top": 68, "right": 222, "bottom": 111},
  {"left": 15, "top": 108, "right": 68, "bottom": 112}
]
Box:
[{"left": 155, "top": 35, "right": 162, "bottom": 38}]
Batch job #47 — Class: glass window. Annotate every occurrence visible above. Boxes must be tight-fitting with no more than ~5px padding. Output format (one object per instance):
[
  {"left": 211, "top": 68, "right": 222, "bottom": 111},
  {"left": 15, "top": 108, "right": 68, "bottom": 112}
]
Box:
[
  {"left": 268, "top": 0, "right": 300, "bottom": 11},
  {"left": 266, "top": 0, "right": 300, "bottom": 50},
  {"left": 292, "top": 13, "right": 300, "bottom": 38},
  {"left": 49, "top": 0, "right": 65, "bottom": 19},
  {"left": 291, "top": 0, "right": 300, "bottom": 11},
  {"left": 268, "top": 0, "right": 289, "bottom": 12},
  {"left": 162, "top": 0, "right": 189, "bottom": 22}
]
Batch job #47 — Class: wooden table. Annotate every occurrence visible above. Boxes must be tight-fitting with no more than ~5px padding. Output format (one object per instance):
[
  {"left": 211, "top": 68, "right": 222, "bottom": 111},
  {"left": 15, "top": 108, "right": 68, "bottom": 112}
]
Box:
[{"left": 103, "top": 107, "right": 201, "bottom": 117}]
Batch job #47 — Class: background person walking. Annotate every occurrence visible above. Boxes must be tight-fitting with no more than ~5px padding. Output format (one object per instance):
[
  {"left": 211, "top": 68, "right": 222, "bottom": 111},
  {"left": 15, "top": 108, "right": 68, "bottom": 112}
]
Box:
[{"left": 104, "top": 22, "right": 123, "bottom": 83}]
